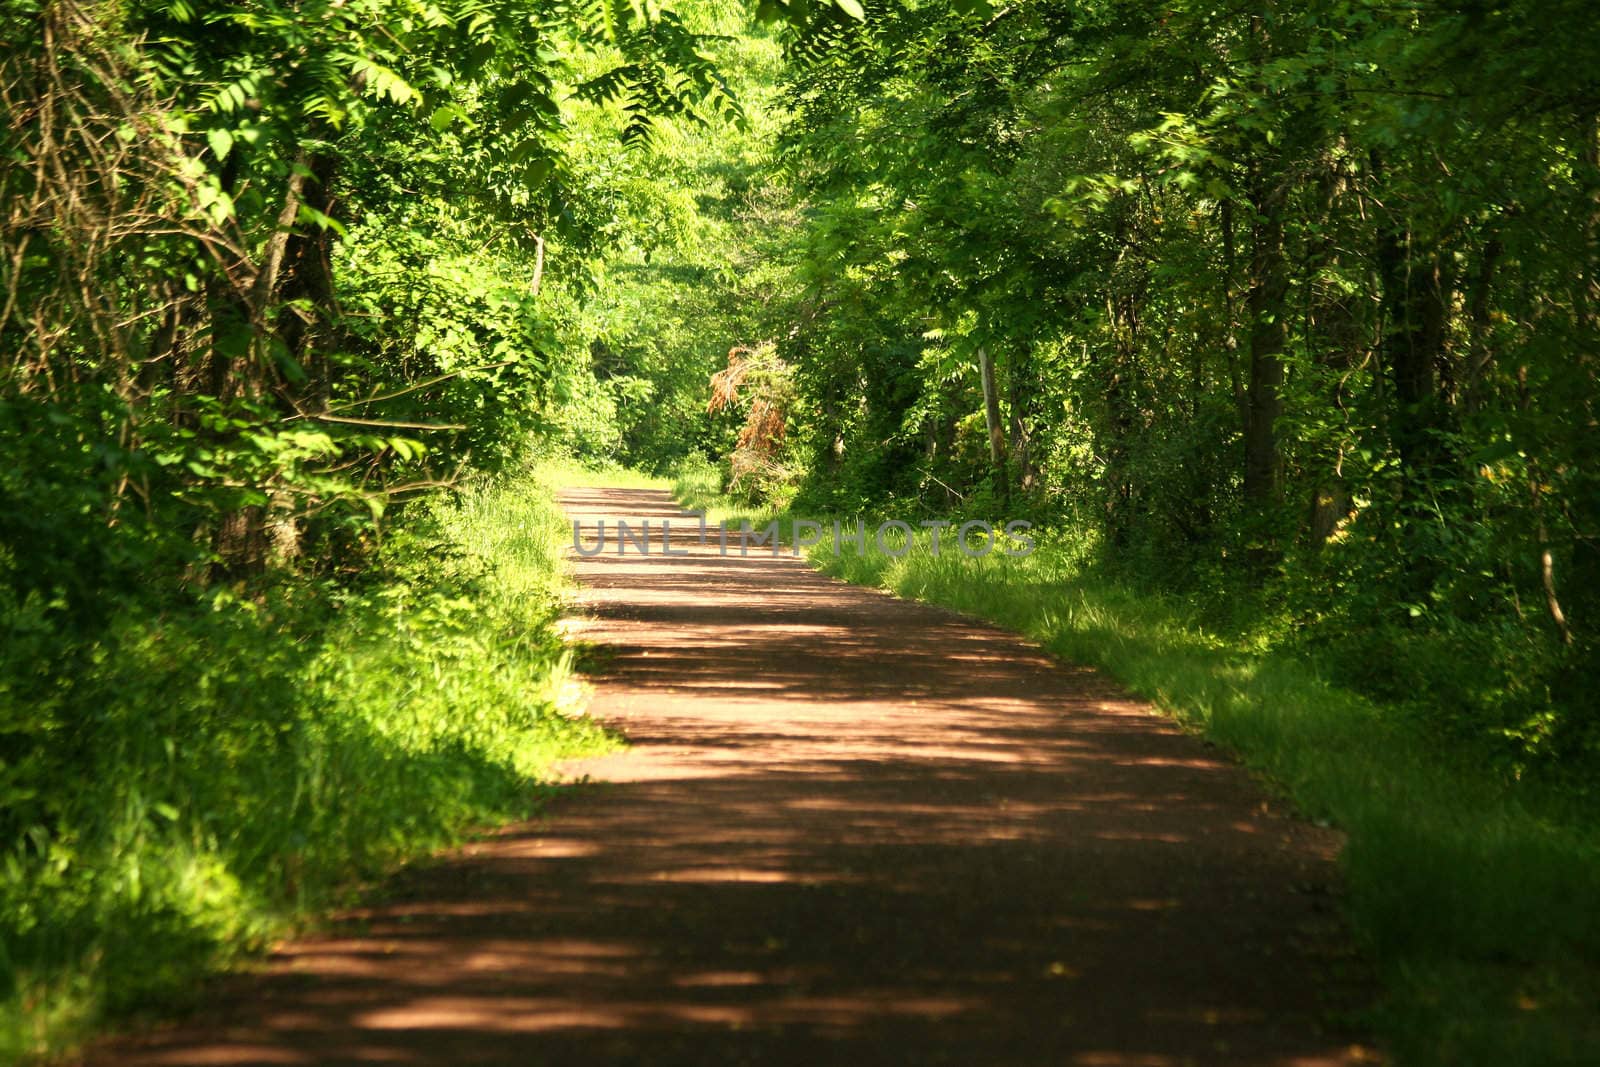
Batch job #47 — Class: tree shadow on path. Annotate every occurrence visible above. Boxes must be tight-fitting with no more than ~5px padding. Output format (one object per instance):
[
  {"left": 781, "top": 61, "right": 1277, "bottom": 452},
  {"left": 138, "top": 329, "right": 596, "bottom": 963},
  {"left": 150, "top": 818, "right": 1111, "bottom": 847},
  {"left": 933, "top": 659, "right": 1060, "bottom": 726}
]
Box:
[{"left": 91, "top": 488, "right": 1376, "bottom": 1067}]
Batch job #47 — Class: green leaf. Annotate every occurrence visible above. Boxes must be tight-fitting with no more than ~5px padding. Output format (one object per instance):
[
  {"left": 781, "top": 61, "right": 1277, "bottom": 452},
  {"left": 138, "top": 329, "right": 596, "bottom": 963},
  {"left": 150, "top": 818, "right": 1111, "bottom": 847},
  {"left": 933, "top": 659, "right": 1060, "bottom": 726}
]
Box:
[
  {"left": 429, "top": 104, "right": 468, "bottom": 132},
  {"left": 296, "top": 205, "right": 348, "bottom": 237},
  {"left": 1469, "top": 439, "right": 1520, "bottom": 466},
  {"left": 388, "top": 437, "right": 427, "bottom": 462},
  {"left": 522, "top": 157, "right": 554, "bottom": 188},
  {"left": 206, "top": 127, "right": 234, "bottom": 161},
  {"left": 346, "top": 56, "right": 418, "bottom": 106}
]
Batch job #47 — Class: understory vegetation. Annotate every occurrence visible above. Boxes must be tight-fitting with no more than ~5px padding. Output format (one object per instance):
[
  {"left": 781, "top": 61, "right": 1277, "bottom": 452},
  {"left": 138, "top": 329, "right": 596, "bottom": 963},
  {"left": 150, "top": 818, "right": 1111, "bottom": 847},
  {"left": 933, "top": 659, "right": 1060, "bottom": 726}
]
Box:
[
  {"left": 0, "top": 464, "right": 614, "bottom": 1057},
  {"left": 6, "top": 0, "right": 1600, "bottom": 1061}
]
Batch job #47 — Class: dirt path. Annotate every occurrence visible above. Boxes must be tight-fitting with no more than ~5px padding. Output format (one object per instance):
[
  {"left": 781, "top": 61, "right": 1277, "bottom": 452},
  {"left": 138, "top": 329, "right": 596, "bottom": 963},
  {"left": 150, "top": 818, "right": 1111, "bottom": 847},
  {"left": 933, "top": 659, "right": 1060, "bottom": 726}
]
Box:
[{"left": 91, "top": 487, "right": 1375, "bottom": 1066}]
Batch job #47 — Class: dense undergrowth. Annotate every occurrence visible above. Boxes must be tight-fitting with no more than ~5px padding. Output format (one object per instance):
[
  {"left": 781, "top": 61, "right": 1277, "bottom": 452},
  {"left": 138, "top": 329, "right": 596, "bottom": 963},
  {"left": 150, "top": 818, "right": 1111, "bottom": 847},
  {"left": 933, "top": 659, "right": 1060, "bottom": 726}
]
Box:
[
  {"left": 674, "top": 461, "right": 1600, "bottom": 1066},
  {"left": 0, "top": 464, "right": 613, "bottom": 1061}
]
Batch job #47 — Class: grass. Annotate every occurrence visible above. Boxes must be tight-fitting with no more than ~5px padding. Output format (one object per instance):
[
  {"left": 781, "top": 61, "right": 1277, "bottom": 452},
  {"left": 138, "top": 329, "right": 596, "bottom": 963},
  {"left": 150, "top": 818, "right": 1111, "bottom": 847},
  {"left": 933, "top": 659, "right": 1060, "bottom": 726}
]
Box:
[
  {"left": 0, "top": 462, "right": 617, "bottom": 1062},
  {"left": 673, "top": 463, "right": 1600, "bottom": 1066},
  {"left": 537, "top": 456, "right": 673, "bottom": 491}
]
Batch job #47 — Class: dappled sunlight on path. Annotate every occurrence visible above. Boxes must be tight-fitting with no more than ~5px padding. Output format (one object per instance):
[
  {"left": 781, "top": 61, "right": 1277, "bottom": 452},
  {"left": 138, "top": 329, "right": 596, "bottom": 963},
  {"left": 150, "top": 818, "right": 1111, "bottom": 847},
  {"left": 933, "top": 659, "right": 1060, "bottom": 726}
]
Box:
[{"left": 90, "top": 488, "right": 1375, "bottom": 1067}]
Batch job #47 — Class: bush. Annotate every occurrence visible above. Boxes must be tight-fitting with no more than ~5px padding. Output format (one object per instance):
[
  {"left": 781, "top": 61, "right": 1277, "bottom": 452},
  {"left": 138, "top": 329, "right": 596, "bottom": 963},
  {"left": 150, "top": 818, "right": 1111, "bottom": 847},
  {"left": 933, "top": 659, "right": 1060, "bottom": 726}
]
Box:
[{"left": 0, "top": 466, "right": 613, "bottom": 1059}]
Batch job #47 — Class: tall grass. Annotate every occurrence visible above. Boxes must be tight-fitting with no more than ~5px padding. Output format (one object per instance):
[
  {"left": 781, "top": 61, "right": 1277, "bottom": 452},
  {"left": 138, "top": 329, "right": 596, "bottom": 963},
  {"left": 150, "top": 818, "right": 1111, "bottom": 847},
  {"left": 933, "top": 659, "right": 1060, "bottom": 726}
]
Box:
[
  {"left": 0, "top": 465, "right": 614, "bottom": 1061},
  {"left": 672, "top": 471, "right": 1600, "bottom": 1065}
]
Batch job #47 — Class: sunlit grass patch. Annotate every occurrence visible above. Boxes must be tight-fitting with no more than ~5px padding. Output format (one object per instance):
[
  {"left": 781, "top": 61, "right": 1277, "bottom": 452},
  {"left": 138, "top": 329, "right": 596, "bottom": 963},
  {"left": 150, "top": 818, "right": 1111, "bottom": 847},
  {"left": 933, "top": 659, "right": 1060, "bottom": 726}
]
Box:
[
  {"left": 0, "top": 465, "right": 614, "bottom": 1061},
  {"left": 538, "top": 457, "right": 673, "bottom": 490}
]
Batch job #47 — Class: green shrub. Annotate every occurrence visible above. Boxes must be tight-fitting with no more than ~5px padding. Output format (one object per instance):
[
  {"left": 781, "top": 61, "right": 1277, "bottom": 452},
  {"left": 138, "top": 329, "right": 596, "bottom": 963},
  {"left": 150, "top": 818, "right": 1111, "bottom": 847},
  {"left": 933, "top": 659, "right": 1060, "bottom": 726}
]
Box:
[{"left": 0, "top": 466, "right": 613, "bottom": 1060}]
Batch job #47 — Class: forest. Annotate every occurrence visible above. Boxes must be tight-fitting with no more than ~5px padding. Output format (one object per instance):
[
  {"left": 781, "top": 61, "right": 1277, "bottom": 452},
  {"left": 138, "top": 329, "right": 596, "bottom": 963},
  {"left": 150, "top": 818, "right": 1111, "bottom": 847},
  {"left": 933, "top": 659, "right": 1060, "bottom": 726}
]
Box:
[{"left": 2, "top": 0, "right": 1598, "bottom": 1062}]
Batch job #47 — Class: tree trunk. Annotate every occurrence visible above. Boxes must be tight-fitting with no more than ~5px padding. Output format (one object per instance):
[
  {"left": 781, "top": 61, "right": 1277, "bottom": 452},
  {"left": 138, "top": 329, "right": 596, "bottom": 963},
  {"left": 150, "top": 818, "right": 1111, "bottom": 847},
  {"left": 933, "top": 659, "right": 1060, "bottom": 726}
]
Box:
[
  {"left": 1102, "top": 295, "right": 1139, "bottom": 549},
  {"left": 977, "top": 345, "right": 1008, "bottom": 503},
  {"left": 1377, "top": 215, "right": 1453, "bottom": 496},
  {"left": 1576, "top": 111, "right": 1600, "bottom": 339},
  {"left": 1007, "top": 342, "right": 1037, "bottom": 492},
  {"left": 1305, "top": 151, "right": 1361, "bottom": 548},
  {"left": 278, "top": 151, "right": 339, "bottom": 400},
  {"left": 251, "top": 150, "right": 310, "bottom": 326},
  {"left": 1244, "top": 174, "right": 1287, "bottom": 508},
  {"left": 1462, "top": 233, "right": 1501, "bottom": 415},
  {"left": 214, "top": 150, "right": 316, "bottom": 573},
  {"left": 1220, "top": 198, "right": 1247, "bottom": 427}
]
